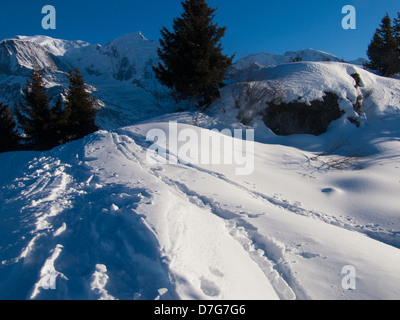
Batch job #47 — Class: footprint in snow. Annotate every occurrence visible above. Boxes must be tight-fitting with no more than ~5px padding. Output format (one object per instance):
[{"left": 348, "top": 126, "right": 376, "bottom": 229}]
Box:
[
  {"left": 299, "top": 252, "right": 326, "bottom": 259},
  {"left": 209, "top": 267, "right": 224, "bottom": 278},
  {"left": 200, "top": 277, "right": 221, "bottom": 297},
  {"left": 321, "top": 187, "right": 341, "bottom": 194}
]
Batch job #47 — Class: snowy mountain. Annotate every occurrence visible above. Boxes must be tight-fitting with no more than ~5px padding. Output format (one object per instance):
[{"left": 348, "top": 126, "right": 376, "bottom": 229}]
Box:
[
  {"left": 235, "top": 48, "right": 343, "bottom": 69},
  {"left": 0, "top": 32, "right": 173, "bottom": 129},
  {"left": 348, "top": 57, "right": 368, "bottom": 67},
  {"left": 15, "top": 35, "right": 91, "bottom": 57},
  {"left": 1, "top": 33, "right": 400, "bottom": 300},
  {"left": 62, "top": 31, "right": 158, "bottom": 83},
  {"left": 0, "top": 34, "right": 370, "bottom": 130},
  {"left": 0, "top": 38, "right": 67, "bottom": 76}
]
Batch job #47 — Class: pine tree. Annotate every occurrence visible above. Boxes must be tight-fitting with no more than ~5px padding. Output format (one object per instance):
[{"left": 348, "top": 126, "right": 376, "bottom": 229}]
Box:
[
  {"left": 394, "top": 12, "right": 400, "bottom": 55},
  {"left": 63, "top": 68, "right": 98, "bottom": 142},
  {"left": 366, "top": 32, "right": 384, "bottom": 71},
  {"left": 53, "top": 95, "right": 64, "bottom": 118},
  {"left": 366, "top": 13, "right": 400, "bottom": 76},
  {"left": 0, "top": 103, "right": 19, "bottom": 153},
  {"left": 50, "top": 94, "right": 67, "bottom": 145},
  {"left": 15, "top": 68, "right": 58, "bottom": 150},
  {"left": 153, "top": 0, "right": 234, "bottom": 108}
]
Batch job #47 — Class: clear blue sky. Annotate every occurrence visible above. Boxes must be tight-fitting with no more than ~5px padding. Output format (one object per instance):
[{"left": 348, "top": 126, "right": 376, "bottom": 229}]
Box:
[{"left": 0, "top": 0, "right": 399, "bottom": 60}]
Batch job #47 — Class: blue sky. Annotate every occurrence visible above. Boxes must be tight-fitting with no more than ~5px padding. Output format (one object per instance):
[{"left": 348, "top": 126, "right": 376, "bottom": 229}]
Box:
[{"left": 0, "top": 0, "right": 399, "bottom": 60}]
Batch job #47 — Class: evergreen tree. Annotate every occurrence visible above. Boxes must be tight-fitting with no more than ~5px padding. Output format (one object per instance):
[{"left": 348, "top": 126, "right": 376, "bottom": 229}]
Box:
[
  {"left": 63, "top": 68, "right": 98, "bottom": 142},
  {"left": 366, "top": 13, "right": 400, "bottom": 76},
  {"left": 51, "top": 94, "right": 67, "bottom": 145},
  {"left": 153, "top": 0, "right": 234, "bottom": 108},
  {"left": 0, "top": 103, "right": 19, "bottom": 153},
  {"left": 394, "top": 12, "right": 400, "bottom": 54},
  {"left": 53, "top": 95, "right": 64, "bottom": 118},
  {"left": 15, "top": 68, "right": 58, "bottom": 150}
]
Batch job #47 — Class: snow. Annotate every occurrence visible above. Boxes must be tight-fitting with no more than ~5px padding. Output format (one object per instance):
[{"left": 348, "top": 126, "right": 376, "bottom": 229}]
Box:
[
  {"left": 1, "top": 34, "right": 400, "bottom": 300},
  {"left": 90, "top": 264, "right": 116, "bottom": 300},
  {"left": 0, "top": 33, "right": 173, "bottom": 130},
  {"left": 14, "top": 35, "right": 90, "bottom": 56},
  {"left": 0, "top": 39, "right": 59, "bottom": 73},
  {"left": 1, "top": 98, "right": 400, "bottom": 300},
  {"left": 235, "top": 48, "right": 342, "bottom": 69}
]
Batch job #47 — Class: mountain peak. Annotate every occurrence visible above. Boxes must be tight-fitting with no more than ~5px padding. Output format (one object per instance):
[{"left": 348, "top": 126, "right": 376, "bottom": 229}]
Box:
[
  {"left": 8, "top": 35, "right": 91, "bottom": 56},
  {"left": 136, "top": 31, "right": 147, "bottom": 40},
  {"left": 104, "top": 31, "right": 149, "bottom": 47},
  {"left": 235, "top": 48, "right": 342, "bottom": 69}
]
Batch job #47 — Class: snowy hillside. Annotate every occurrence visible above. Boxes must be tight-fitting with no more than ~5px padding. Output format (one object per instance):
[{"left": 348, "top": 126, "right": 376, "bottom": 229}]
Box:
[
  {"left": 235, "top": 48, "right": 342, "bottom": 69},
  {"left": 1, "top": 110, "right": 400, "bottom": 300},
  {"left": 1, "top": 30, "right": 400, "bottom": 300},
  {"left": 1, "top": 56, "right": 400, "bottom": 299},
  {"left": 0, "top": 34, "right": 370, "bottom": 130},
  {"left": 0, "top": 32, "right": 174, "bottom": 129},
  {"left": 226, "top": 60, "right": 400, "bottom": 128},
  {"left": 15, "top": 35, "right": 91, "bottom": 57}
]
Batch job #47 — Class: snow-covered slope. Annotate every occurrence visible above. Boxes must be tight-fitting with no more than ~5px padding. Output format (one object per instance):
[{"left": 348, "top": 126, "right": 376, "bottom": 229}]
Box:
[
  {"left": 1, "top": 34, "right": 400, "bottom": 300},
  {"left": 15, "top": 35, "right": 91, "bottom": 57},
  {"left": 235, "top": 48, "right": 342, "bottom": 69},
  {"left": 224, "top": 59, "right": 400, "bottom": 137},
  {"left": 63, "top": 32, "right": 158, "bottom": 83},
  {"left": 0, "top": 39, "right": 65, "bottom": 76},
  {"left": 0, "top": 32, "right": 174, "bottom": 130},
  {"left": 61, "top": 32, "right": 172, "bottom": 129},
  {"left": 1, "top": 103, "right": 400, "bottom": 300}
]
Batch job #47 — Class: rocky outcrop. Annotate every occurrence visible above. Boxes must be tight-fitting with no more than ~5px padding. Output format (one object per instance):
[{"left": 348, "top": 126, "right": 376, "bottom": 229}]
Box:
[{"left": 263, "top": 92, "right": 344, "bottom": 136}]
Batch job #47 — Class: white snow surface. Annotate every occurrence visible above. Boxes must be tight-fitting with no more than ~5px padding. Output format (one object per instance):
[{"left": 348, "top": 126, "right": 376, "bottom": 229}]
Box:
[
  {"left": 235, "top": 48, "right": 341, "bottom": 70},
  {"left": 0, "top": 32, "right": 175, "bottom": 130},
  {"left": 1, "top": 91, "right": 400, "bottom": 300},
  {"left": 1, "top": 35, "right": 400, "bottom": 300},
  {"left": 15, "top": 35, "right": 91, "bottom": 57}
]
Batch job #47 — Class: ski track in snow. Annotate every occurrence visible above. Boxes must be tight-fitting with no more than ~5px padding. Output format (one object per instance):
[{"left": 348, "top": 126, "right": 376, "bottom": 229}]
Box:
[
  {"left": 186, "top": 162, "right": 400, "bottom": 250},
  {"left": 107, "top": 130, "right": 395, "bottom": 300},
  {"left": 116, "top": 127, "right": 400, "bottom": 251},
  {"left": 101, "top": 131, "right": 291, "bottom": 299},
  {"left": 1, "top": 128, "right": 399, "bottom": 300},
  {"left": 159, "top": 176, "right": 299, "bottom": 300},
  {"left": 2, "top": 35, "right": 400, "bottom": 300},
  {"left": 112, "top": 128, "right": 400, "bottom": 299}
]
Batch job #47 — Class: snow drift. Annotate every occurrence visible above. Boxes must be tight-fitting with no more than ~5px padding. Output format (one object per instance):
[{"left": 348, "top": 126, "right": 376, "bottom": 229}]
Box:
[{"left": 1, "top": 102, "right": 400, "bottom": 300}]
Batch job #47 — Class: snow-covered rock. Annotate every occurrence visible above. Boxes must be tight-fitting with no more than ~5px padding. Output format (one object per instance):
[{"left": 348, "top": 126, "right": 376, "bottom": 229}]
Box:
[{"left": 224, "top": 60, "right": 400, "bottom": 135}]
